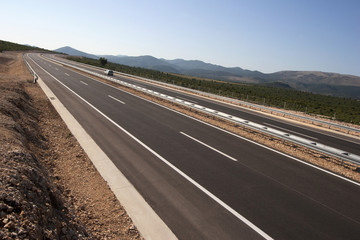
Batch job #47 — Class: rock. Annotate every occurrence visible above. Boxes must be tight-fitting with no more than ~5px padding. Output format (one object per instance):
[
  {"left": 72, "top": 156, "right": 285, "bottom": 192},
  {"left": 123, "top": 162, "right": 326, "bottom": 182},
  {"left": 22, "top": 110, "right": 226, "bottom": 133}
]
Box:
[
  {"left": 18, "top": 227, "right": 27, "bottom": 235},
  {"left": 0, "top": 211, "right": 6, "bottom": 218},
  {"left": 0, "top": 202, "right": 7, "bottom": 210},
  {"left": 6, "top": 206, "right": 14, "bottom": 213},
  {"left": 129, "top": 224, "right": 136, "bottom": 231},
  {"left": 4, "top": 221, "right": 15, "bottom": 229}
]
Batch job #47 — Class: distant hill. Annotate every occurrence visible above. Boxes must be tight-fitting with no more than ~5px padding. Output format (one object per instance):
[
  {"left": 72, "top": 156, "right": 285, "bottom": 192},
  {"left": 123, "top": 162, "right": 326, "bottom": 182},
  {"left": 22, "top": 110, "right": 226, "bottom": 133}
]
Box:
[
  {"left": 98, "top": 55, "right": 179, "bottom": 73},
  {"left": 54, "top": 46, "right": 98, "bottom": 59},
  {"left": 0, "top": 40, "right": 50, "bottom": 52},
  {"left": 269, "top": 71, "right": 360, "bottom": 87},
  {"left": 267, "top": 71, "right": 360, "bottom": 98},
  {"left": 55, "top": 46, "right": 360, "bottom": 99},
  {"left": 163, "top": 58, "right": 264, "bottom": 78}
]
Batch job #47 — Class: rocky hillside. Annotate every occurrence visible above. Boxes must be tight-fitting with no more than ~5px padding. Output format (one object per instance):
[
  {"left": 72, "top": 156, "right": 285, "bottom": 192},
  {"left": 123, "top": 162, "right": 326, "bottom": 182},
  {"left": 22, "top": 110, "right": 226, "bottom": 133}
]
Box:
[
  {"left": 0, "top": 52, "right": 90, "bottom": 239},
  {"left": 0, "top": 52, "right": 141, "bottom": 239}
]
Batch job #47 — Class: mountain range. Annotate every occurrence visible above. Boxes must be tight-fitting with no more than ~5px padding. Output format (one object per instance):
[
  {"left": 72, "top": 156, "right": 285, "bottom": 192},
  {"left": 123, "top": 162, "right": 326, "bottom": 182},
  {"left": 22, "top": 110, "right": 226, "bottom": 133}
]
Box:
[{"left": 54, "top": 46, "right": 360, "bottom": 99}]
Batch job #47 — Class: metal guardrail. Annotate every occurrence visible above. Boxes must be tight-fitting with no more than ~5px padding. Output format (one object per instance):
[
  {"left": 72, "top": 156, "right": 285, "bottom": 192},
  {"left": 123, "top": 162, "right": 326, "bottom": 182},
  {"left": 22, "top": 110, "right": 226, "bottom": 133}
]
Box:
[
  {"left": 46, "top": 55, "right": 360, "bottom": 135},
  {"left": 43, "top": 55, "right": 360, "bottom": 165},
  {"left": 23, "top": 54, "right": 38, "bottom": 83},
  {"left": 114, "top": 73, "right": 360, "bottom": 134}
]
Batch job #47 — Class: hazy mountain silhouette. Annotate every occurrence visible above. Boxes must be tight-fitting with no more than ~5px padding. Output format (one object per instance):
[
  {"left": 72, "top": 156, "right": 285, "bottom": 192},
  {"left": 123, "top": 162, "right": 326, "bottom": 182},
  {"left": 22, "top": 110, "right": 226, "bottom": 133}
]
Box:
[
  {"left": 54, "top": 46, "right": 360, "bottom": 99},
  {"left": 54, "top": 46, "right": 98, "bottom": 59}
]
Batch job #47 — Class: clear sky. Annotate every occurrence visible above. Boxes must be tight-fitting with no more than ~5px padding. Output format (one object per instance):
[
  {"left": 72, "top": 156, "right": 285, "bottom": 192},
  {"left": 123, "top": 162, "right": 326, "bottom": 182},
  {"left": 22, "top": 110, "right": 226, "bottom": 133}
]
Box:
[{"left": 1, "top": 0, "right": 359, "bottom": 76}]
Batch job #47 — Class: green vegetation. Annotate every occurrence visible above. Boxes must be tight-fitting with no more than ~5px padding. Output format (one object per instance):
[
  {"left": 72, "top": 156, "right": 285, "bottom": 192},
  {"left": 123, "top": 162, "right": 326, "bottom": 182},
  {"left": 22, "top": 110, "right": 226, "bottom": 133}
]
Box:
[
  {"left": 0, "top": 40, "right": 51, "bottom": 52},
  {"left": 67, "top": 56, "right": 360, "bottom": 124},
  {"left": 99, "top": 57, "right": 108, "bottom": 66}
]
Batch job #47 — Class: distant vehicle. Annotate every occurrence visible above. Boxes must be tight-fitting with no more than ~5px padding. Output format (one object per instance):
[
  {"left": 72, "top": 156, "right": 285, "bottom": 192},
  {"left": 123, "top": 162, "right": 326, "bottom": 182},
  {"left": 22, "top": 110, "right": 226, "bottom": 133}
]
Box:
[{"left": 104, "top": 70, "right": 113, "bottom": 76}]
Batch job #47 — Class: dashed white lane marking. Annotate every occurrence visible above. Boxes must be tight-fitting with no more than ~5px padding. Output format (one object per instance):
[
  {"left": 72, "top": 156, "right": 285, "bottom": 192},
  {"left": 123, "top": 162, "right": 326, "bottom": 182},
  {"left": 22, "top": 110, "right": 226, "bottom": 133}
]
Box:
[
  {"left": 80, "top": 81, "right": 88, "bottom": 86},
  {"left": 180, "top": 132, "right": 238, "bottom": 162},
  {"left": 108, "top": 95, "right": 125, "bottom": 104},
  {"left": 65, "top": 73, "right": 69, "bottom": 76}
]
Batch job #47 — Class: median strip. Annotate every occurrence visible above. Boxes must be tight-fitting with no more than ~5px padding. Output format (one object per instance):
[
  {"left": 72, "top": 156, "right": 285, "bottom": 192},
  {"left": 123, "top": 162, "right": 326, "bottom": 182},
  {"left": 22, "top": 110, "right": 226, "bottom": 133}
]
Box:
[{"left": 263, "top": 122, "right": 319, "bottom": 140}]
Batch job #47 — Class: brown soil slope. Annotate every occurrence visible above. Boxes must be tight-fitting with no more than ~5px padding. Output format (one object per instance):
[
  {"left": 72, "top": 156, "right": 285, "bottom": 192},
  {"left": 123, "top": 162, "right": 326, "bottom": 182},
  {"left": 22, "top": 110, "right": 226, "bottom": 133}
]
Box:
[{"left": 0, "top": 52, "right": 140, "bottom": 239}]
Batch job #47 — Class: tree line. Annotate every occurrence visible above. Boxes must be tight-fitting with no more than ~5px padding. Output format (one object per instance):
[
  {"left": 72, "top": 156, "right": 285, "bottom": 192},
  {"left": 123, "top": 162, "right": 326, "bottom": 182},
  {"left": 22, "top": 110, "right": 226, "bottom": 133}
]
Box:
[
  {"left": 67, "top": 56, "right": 360, "bottom": 125},
  {"left": 0, "top": 40, "right": 50, "bottom": 53}
]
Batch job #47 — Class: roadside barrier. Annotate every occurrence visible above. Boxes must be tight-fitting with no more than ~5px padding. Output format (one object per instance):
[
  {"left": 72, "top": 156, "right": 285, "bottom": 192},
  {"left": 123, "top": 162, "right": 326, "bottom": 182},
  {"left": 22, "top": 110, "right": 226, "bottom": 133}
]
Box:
[
  {"left": 47, "top": 55, "right": 360, "bottom": 135},
  {"left": 43, "top": 55, "right": 360, "bottom": 165},
  {"left": 23, "top": 54, "right": 38, "bottom": 83}
]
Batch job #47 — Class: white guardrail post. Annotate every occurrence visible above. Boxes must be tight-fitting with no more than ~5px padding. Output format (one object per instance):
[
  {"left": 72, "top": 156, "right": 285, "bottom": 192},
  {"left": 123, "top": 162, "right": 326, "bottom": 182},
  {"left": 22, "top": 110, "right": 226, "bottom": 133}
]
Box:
[
  {"left": 23, "top": 54, "right": 38, "bottom": 83},
  {"left": 43, "top": 55, "right": 360, "bottom": 165}
]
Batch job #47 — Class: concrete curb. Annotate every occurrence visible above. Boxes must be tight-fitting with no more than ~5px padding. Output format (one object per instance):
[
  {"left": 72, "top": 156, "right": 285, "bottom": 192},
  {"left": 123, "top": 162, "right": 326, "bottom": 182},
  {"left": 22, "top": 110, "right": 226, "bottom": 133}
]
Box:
[{"left": 36, "top": 77, "right": 177, "bottom": 240}]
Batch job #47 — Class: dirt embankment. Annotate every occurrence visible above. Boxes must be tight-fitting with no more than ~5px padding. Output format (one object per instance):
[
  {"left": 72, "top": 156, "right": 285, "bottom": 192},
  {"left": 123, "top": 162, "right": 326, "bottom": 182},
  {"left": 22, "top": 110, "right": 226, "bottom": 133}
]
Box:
[{"left": 0, "top": 52, "right": 140, "bottom": 239}]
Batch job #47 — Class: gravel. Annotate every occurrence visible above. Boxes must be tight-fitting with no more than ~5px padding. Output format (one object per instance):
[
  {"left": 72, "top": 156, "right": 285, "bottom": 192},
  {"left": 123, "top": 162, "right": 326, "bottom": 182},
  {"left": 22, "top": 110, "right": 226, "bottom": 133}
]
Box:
[{"left": 0, "top": 52, "right": 141, "bottom": 239}]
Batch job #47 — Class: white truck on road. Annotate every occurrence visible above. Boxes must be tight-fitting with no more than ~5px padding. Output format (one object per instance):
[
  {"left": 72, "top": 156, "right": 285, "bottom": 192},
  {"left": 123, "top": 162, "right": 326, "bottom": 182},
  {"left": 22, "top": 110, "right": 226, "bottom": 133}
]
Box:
[{"left": 104, "top": 70, "right": 113, "bottom": 76}]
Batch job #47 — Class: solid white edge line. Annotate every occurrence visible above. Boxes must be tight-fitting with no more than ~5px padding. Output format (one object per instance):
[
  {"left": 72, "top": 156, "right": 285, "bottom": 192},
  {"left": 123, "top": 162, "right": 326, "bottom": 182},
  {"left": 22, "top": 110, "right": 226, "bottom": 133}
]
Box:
[
  {"left": 108, "top": 95, "right": 125, "bottom": 104},
  {"left": 30, "top": 54, "right": 274, "bottom": 240},
  {"left": 27, "top": 54, "right": 177, "bottom": 240},
  {"left": 80, "top": 81, "right": 88, "bottom": 85},
  {"left": 180, "top": 132, "right": 237, "bottom": 162},
  {"left": 47, "top": 55, "right": 360, "bottom": 187}
]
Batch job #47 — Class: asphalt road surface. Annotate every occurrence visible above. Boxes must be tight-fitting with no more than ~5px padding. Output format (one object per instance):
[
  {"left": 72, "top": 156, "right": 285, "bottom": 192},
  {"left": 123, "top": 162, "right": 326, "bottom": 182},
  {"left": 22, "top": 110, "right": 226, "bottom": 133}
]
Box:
[
  {"left": 27, "top": 53, "right": 360, "bottom": 240},
  {"left": 46, "top": 54, "right": 360, "bottom": 157}
]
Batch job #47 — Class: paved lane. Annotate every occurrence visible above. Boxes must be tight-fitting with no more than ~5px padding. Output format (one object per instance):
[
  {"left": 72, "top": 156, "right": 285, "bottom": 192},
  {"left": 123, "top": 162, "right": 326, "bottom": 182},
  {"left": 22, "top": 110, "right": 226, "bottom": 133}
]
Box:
[
  {"left": 27, "top": 53, "right": 360, "bottom": 240},
  {"left": 46, "top": 54, "right": 360, "bottom": 156}
]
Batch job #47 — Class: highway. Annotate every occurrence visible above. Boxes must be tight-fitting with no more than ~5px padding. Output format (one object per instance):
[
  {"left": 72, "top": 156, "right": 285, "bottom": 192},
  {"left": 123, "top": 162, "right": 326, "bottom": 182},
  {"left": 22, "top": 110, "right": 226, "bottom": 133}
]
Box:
[
  {"left": 26, "top": 53, "right": 360, "bottom": 240},
  {"left": 45, "top": 54, "right": 360, "bottom": 157}
]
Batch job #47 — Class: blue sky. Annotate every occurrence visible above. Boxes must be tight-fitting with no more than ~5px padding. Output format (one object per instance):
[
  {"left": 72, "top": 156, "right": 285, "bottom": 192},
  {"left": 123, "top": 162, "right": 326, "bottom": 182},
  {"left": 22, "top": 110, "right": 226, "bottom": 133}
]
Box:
[{"left": 1, "top": 0, "right": 359, "bottom": 76}]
